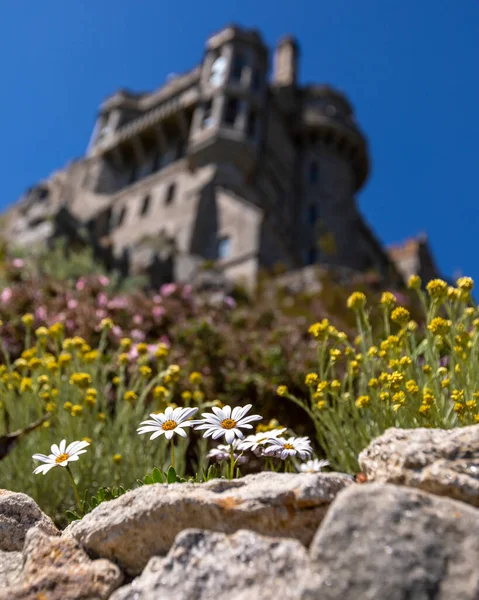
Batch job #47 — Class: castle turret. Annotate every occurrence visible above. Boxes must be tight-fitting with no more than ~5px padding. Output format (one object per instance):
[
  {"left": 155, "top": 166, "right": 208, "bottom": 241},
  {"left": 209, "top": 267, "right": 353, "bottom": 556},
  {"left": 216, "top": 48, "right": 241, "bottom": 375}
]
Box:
[
  {"left": 272, "top": 35, "right": 299, "bottom": 87},
  {"left": 188, "top": 25, "right": 268, "bottom": 175}
]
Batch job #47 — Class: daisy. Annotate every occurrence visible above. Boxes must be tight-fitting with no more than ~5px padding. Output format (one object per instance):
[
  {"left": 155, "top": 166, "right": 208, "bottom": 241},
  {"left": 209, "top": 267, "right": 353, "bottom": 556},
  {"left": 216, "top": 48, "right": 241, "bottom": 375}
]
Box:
[
  {"left": 194, "top": 404, "right": 262, "bottom": 445},
  {"left": 264, "top": 436, "right": 313, "bottom": 461},
  {"left": 32, "top": 439, "right": 90, "bottom": 475},
  {"left": 207, "top": 439, "right": 247, "bottom": 464},
  {"left": 238, "top": 428, "right": 287, "bottom": 454},
  {"left": 298, "top": 458, "right": 330, "bottom": 473},
  {"left": 137, "top": 406, "right": 198, "bottom": 440}
]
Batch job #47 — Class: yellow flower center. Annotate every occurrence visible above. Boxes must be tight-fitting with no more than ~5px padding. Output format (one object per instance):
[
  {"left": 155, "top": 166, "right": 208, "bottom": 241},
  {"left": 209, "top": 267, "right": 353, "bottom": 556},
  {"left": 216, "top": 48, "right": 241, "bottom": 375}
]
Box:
[
  {"left": 162, "top": 419, "right": 178, "bottom": 431},
  {"left": 55, "top": 453, "right": 69, "bottom": 464},
  {"left": 221, "top": 418, "right": 236, "bottom": 429},
  {"left": 284, "top": 443, "right": 295, "bottom": 450}
]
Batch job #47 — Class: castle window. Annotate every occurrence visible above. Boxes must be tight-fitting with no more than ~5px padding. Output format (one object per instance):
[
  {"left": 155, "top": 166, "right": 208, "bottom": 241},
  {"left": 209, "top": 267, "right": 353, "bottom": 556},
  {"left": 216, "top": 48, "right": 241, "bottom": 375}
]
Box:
[
  {"left": 164, "top": 182, "right": 176, "bottom": 206},
  {"left": 117, "top": 206, "right": 127, "bottom": 227},
  {"left": 308, "top": 204, "right": 317, "bottom": 224},
  {"left": 224, "top": 97, "right": 240, "bottom": 126},
  {"left": 139, "top": 194, "right": 151, "bottom": 217},
  {"left": 247, "top": 111, "right": 258, "bottom": 140},
  {"left": 202, "top": 100, "right": 214, "bottom": 129},
  {"left": 251, "top": 68, "right": 262, "bottom": 92},
  {"left": 308, "top": 161, "right": 319, "bottom": 184},
  {"left": 217, "top": 236, "right": 231, "bottom": 259},
  {"left": 231, "top": 54, "right": 246, "bottom": 82}
]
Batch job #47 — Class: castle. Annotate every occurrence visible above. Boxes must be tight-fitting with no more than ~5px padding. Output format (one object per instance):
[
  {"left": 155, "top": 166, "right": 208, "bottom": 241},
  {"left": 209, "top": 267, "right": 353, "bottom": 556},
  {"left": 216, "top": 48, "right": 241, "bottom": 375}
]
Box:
[{"left": 3, "top": 25, "right": 439, "bottom": 289}]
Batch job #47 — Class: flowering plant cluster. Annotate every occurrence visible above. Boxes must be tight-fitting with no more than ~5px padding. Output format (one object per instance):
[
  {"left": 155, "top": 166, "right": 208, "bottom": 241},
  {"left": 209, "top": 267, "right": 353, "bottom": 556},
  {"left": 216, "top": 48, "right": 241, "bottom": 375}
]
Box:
[{"left": 277, "top": 276, "right": 479, "bottom": 473}]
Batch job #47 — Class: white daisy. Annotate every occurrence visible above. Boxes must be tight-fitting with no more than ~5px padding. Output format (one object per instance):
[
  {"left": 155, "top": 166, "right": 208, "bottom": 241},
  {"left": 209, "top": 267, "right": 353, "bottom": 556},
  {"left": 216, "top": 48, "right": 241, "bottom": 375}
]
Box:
[
  {"left": 194, "top": 404, "right": 262, "bottom": 445},
  {"left": 264, "top": 436, "right": 313, "bottom": 460},
  {"left": 32, "top": 439, "right": 90, "bottom": 475},
  {"left": 207, "top": 439, "right": 247, "bottom": 464},
  {"left": 137, "top": 406, "right": 198, "bottom": 440},
  {"left": 238, "top": 428, "right": 287, "bottom": 453},
  {"left": 298, "top": 458, "right": 330, "bottom": 473}
]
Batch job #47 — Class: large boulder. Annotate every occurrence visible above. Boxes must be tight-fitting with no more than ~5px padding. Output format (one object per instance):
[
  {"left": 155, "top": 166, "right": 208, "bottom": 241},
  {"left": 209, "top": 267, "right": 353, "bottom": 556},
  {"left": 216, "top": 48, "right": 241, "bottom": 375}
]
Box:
[
  {"left": 0, "top": 489, "right": 58, "bottom": 551},
  {"left": 308, "top": 483, "right": 479, "bottom": 599},
  {"left": 358, "top": 425, "right": 479, "bottom": 506},
  {"left": 67, "top": 472, "right": 351, "bottom": 575},
  {"left": 110, "top": 529, "right": 320, "bottom": 600},
  {"left": 0, "top": 527, "right": 123, "bottom": 600},
  {"left": 0, "top": 550, "right": 23, "bottom": 588}
]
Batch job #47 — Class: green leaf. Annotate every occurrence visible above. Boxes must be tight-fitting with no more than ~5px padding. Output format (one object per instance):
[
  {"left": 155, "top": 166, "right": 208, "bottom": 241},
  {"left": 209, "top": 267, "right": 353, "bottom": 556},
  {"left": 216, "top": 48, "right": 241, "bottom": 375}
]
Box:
[
  {"left": 167, "top": 466, "right": 177, "bottom": 484},
  {"left": 91, "top": 497, "right": 99, "bottom": 508},
  {"left": 144, "top": 475, "right": 154, "bottom": 485},
  {"left": 152, "top": 467, "right": 164, "bottom": 483},
  {"left": 136, "top": 479, "right": 145, "bottom": 487},
  {"left": 97, "top": 488, "right": 105, "bottom": 502},
  {"left": 119, "top": 486, "right": 127, "bottom": 495},
  {"left": 66, "top": 510, "right": 80, "bottom": 523}
]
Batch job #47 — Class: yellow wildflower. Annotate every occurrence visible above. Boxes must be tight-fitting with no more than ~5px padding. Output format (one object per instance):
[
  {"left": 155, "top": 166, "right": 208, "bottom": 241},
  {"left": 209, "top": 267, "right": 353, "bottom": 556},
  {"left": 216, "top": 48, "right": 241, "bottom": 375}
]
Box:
[
  {"left": 428, "top": 317, "right": 451, "bottom": 336},
  {"left": 355, "top": 395, "right": 370, "bottom": 408},
  {"left": 48, "top": 322, "right": 64, "bottom": 338},
  {"left": 155, "top": 343, "right": 169, "bottom": 359},
  {"left": 316, "top": 400, "right": 327, "bottom": 410},
  {"left": 63, "top": 401, "right": 73, "bottom": 411},
  {"left": 28, "top": 358, "right": 42, "bottom": 370},
  {"left": 119, "top": 353, "right": 129, "bottom": 366},
  {"left": 100, "top": 318, "right": 114, "bottom": 331},
  {"left": 277, "top": 385, "right": 288, "bottom": 397},
  {"left": 422, "top": 365, "right": 432, "bottom": 375},
  {"left": 83, "top": 350, "right": 99, "bottom": 364},
  {"left": 368, "top": 378, "right": 379, "bottom": 389},
  {"left": 189, "top": 371, "right": 202, "bottom": 385},
  {"left": 426, "top": 279, "right": 448, "bottom": 300},
  {"left": 391, "top": 307, "right": 410, "bottom": 326},
  {"left": 71, "top": 404, "right": 83, "bottom": 416},
  {"left": 21, "top": 313, "right": 34, "bottom": 327},
  {"left": 193, "top": 390, "right": 204, "bottom": 402},
  {"left": 153, "top": 385, "right": 168, "bottom": 399},
  {"left": 453, "top": 402, "right": 465, "bottom": 414},
  {"left": 368, "top": 346, "right": 378, "bottom": 357},
  {"left": 35, "top": 326, "right": 49, "bottom": 338},
  {"left": 407, "top": 275, "right": 421, "bottom": 290},
  {"left": 181, "top": 391, "right": 192, "bottom": 401},
  {"left": 308, "top": 319, "right": 330, "bottom": 340},
  {"left": 137, "top": 343, "right": 148, "bottom": 355},
  {"left": 347, "top": 292, "right": 366, "bottom": 311},
  {"left": 14, "top": 358, "right": 28, "bottom": 372},
  {"left": 112, "top": 376, "right": 120, "bottom": 386},
  {"left": 58, "top": 353, "right": 72, "bottom": 367},
  {"left": 97, "top": 412, "right": 106, "bottom": 422},
  {"left": 418, "top": 404, "right": 430, "bottom": 415},
  {"left": 380, "top": 292, "right": 396, "bottom": 307},
  {"left": 120, "top": 338, "right": 132, "bottom": 351},
  {"left": 70, "top": 372, "right": 92, "bottom": 389},
  {"left": 124, "top": 390, "right": 137, "bottom": 403},
  {"left": 456, "top": 276, "right": 473, "bottom": 292},
  {"left": 45, "top": 402, "right": 56, "bottom": 413},
  {"left": 305, "top": 373, "right": 318, "bottom": 386},
  {"left": 113, "top": 453, "right": 122, "bottom": 463},
  {"left": 441, "top": 378, "right": 450, "bottom": 389},
  {"left": 139, "top": 365, "right": 152, "bottom": 378},
  {"left": 330, "top": 379, "right": 341, "bottom": 391},
  {"left": 406, "top": 380, "right": 419, "bottom": 394},
  {"left": 20, "top": 378, "right": 33, "bottom": 393}
]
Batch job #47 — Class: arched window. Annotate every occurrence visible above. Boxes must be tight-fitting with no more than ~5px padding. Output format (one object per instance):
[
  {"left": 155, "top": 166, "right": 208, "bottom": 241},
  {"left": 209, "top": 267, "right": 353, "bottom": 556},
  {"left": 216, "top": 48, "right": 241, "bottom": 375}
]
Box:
[
  {"left": 117, "top": 206, "right": 127, "bottom": 227},
  {"left": 164, "top": 183, "right": 176, "bottom": 206},
  {"left": 139, "top": 194, "right": 151, "bottom": 216}
]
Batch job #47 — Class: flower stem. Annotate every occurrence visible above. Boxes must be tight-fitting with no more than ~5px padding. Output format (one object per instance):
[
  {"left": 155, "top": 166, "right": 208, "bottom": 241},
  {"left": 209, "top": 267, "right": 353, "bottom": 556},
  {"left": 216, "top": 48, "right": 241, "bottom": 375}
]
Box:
[
  {"left": 170, "top": 438, "right": 175, "bottom": 469},
  {"left": 66, "top": 465, "right": 83, "bottom": 516},
  {"left": 229, "top": 444, "right": 235, "bottom": 480}
]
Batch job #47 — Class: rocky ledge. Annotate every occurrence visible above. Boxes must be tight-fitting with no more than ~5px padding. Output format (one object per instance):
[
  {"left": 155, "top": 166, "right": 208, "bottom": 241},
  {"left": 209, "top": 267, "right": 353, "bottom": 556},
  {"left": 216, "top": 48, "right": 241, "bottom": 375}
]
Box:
[{"left": 0, "top": 425, "right": 478, "bottom": 599}]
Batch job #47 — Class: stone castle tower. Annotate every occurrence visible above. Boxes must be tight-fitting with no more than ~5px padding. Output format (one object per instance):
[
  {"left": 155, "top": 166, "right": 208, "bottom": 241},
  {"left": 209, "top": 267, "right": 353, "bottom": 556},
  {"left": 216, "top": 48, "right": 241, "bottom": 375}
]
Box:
[{"left": 4, "top": 25, "right": 436, "bottom": 288}]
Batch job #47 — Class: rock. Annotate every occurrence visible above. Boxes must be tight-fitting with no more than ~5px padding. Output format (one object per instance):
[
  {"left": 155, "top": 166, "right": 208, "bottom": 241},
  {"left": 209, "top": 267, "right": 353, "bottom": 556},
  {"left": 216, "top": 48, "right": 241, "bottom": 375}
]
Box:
[
  {"left": 0, "top": 527, "right": 123, "bottom": 600},
  {"left": 0, "top": 489, "right": 58, "bottom": 551},
  {"left": 68, "top": 472, "right": 351, "bottom": 575},
  {"left": 358, "top": 425, "right": 479, "bottom": 506},
  {"left": 0, "top": 550, "right": 23, "bottom": 588},
  {"left": 110, "top": 528, "right": 320, "bottom": 600},
  {"left": 308, "top": 483, "right": 479, "bottom": 599}
]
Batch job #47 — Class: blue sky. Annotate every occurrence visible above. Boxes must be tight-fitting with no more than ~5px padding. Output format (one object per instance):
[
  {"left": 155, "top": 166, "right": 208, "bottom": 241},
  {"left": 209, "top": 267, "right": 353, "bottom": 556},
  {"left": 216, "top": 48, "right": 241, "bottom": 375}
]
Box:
[{"left": 1, "top": 1, "right": 478, "bottom": 282}]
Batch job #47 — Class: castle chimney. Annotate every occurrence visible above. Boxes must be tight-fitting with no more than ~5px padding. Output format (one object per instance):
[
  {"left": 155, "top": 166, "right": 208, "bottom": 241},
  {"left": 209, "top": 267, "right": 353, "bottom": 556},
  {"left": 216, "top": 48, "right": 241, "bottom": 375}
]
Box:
[{"left": 273, "top": 35, "right": 299, "bottom": 87}]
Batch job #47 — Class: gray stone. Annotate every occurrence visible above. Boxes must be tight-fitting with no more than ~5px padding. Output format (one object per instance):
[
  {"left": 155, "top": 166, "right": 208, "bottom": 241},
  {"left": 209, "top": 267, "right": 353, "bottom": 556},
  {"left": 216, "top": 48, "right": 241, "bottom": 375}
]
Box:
[
  {"left": 0, "top": 550, "right": 22, "bottom": 588},
  {"left": 0, "top": 527, "right": 123, "bottom": 600},
  {"left": 308, "top": 483, "right": 479, "bottom": 600},
  {"left": 0, "top": 489, "right": 58, "bottom": 551},
  {"left": 359, "top": 424, "right": 479, "bottom": 506},
  {"left": 110, "top": 528, "right": 320, "bottom": 600},
  {"left": 68, "top": 471, "right": 351, "bottom": 575}
]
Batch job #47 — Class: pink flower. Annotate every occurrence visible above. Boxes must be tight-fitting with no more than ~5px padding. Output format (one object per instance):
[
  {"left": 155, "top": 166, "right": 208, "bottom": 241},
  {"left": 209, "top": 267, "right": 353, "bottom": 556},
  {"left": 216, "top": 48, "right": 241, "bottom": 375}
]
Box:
[
  {"left": 112, "top": 325, "right": 123, "bottom": 339},
  {"left": 131, "top": 329, "right": 145, "bottom": 342},
  {"left": 107, "top": 297, "right": 128, "bottom": 310},
  {"left": 67, "top": 299, "right": 78, "bottom": 310},
  {"left": 98, "top": 275, "right": 110, "bottom": 287},
  {"left": 76, "top": 278, "right": 86, "bottom": 291},
  {"left": 224, "top": 296, "right": 237, "bottom": 309},
  {"left": 35, "top": 306, "right": 47, "bottom": 321},
  {"left": 159, "top": 335, "right": 171, "bottom": 347},
  {"left": 96, "top": 309, "right": 107, "bottom": 319},
  {"left": 12, "top": 258, "right": 24, "bottom": 269},
  {"left": 1, "top": 288, "right": 12, "bottom": 304},
  {"left": 153, "top": 295, "right": 163, "bottom": 304},
  {"left": 160, "top": 283, "right": 177, "bottom": 297},
  {"left": 152, "top": 306, "right": 165, "bottom": 320},
  {"left": 66, "top": 319, "right": 76, "bottom": 331},
  {"left": 97, "top": 293, "right": 108, "bottom": 307},
  {"left": 133, "top": 314, "right": 143, "bottom": 325},
  {"left": 182, "top": 285, "right": 192, "bottom": 298}
]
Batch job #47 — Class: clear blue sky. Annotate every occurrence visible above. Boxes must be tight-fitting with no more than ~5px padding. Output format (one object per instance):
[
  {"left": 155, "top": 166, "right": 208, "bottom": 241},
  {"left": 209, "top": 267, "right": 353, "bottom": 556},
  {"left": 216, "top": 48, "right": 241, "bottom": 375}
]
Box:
[{"left": 1, "top": 1, "right": 478, "bottom": 282}]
